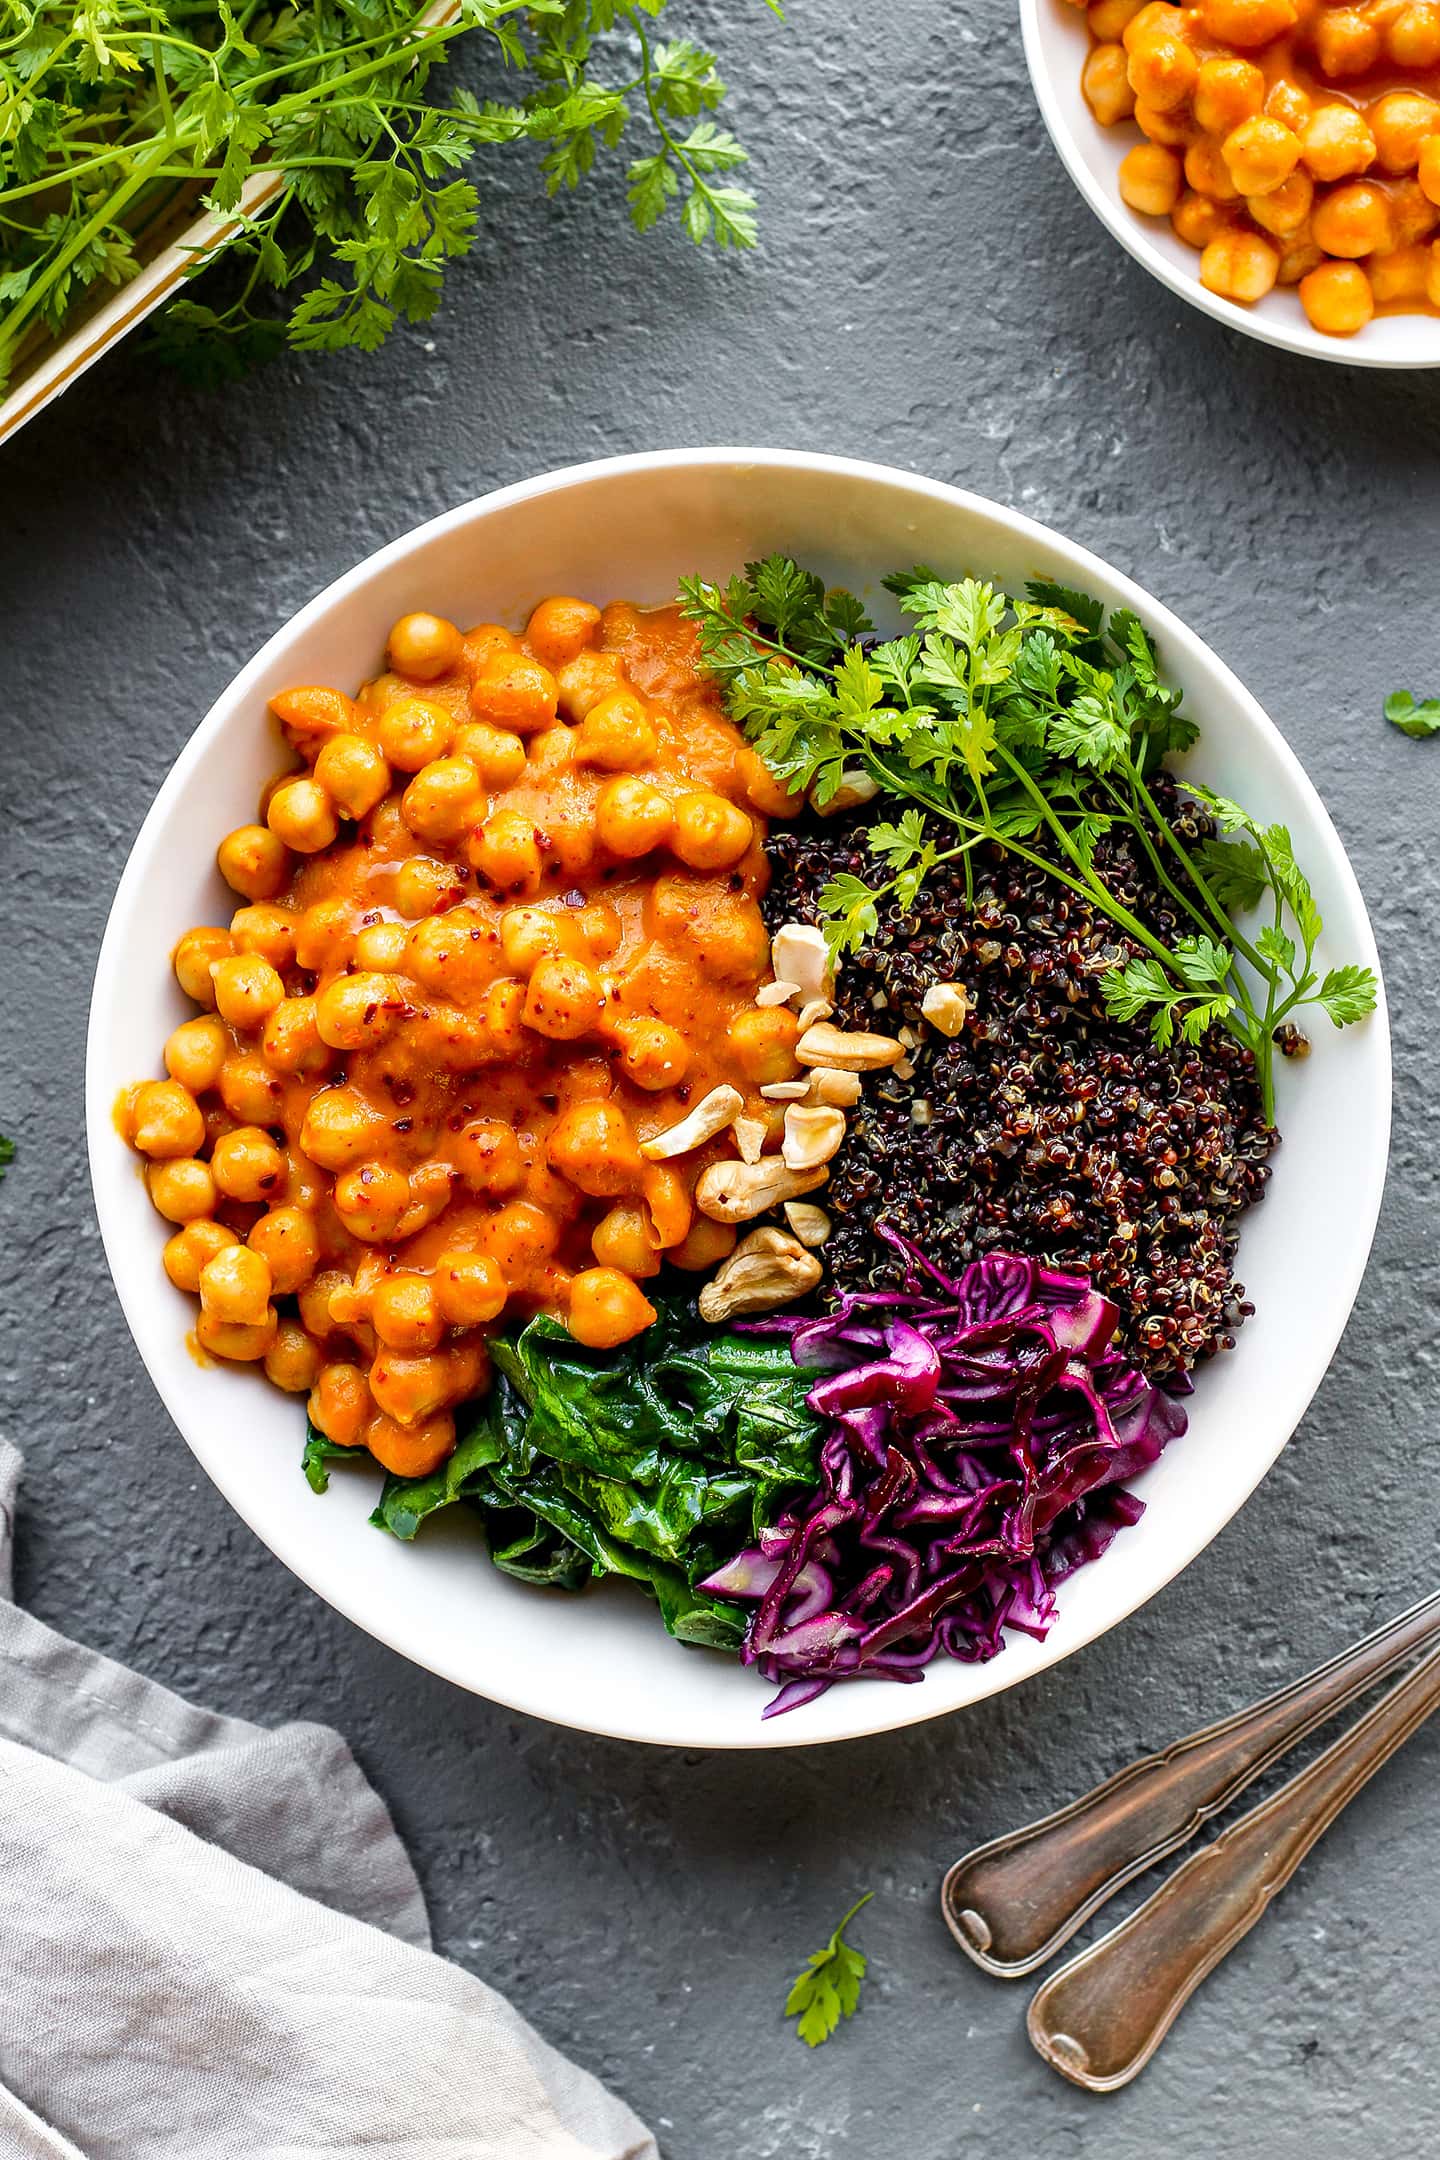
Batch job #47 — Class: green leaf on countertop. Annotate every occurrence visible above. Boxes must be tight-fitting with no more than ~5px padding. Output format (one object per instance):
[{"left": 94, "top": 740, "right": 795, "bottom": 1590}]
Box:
[
  {"left": 1385, "top": 689, "right": 1440, "bottom": 738},
  {"left": 785, "top": 1894, "right": 873, "bottom": 2047}
]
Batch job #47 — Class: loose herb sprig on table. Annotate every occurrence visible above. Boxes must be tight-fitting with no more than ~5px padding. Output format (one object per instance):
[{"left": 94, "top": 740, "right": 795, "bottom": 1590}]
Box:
[
  {"left": 679, "top": 557, "right": 1377, "bottom": 1124},
  {"left": 1385, "top": 689, "right": 1440, "bottom": 738},
  {"left": 784, "top": 1893, "right": 873, "bottom": 2048},
  {"left": 0, "top": 0, "right": 779, "bottom": 394}
]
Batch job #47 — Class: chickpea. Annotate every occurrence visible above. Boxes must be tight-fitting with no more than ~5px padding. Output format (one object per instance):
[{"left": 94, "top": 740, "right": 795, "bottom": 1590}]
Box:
[
  {"left": 211, "top": 1124, "right": 286, "bottom": 1204},
  {"left": 469, "top": 652, "right": 559, "bottom": 735},
  {"left": 1312, "top": 180, "right": 1393, "bottom": 256},
  {"left": 392, "top": 856, "right": 460, "bottom": 920},
  {"left": 1193, "top": 54, "right": 1264, "bottom": 134},
  {"left": 174, "top": 928, "right": 233, "bottom": 1009},
  {"left": 366, "top": 1409, "right": 457, "bottom": 1477},
  {"left": 1247, "top": 166, "right": 1314, "bottom": 234},
  {"left": 1199, "top": 228, "right": 1280, "bottom": 301},
  {"left": 727, "top": 1005, "right": 801, "bottom": 1083},
  {"left": 388, "top": 611, "right": 463, "bottom": 681},
  {"left": 404, "top": 910, "right": 498, "bottom": 1001},
  {"left": 132, "top": 1079, "right": 206, "bottom": 1159},
  {"left": 1389, "top": 0, "right": 1440, "bottom": 62},
  {"left": 737, "top": 748, "right": 803, "bottom": 818},
  {"left": 554, "top": 649, "right": 627, "bottom": 721},
  {"left": 294, "top": 897, "right": 353, "bottom": 972},
  {"left": 314, "top": 734, "right": 392, "bottom": 821},
  {"left": 1300, "top": 104, "right": 1376, "bottom": 183},
  {"left": 590, "top": 1204, "right": 662, "bottom": 1279},
  {"left": 577, "top": 901, "right": 622, "bottom": 961},
  {"left": 377, "top": 697, "right": 454, "bottom": 772},
  {"left": 612, "top": 1015, "right": 689, "bottom": 1091},
  {"left": 1429, "top": 237, "right": 1440, "bottom": 303},
  {"left": 266, "top": 777, "right": 338, "bottom": 855},
  {"left": 212, "top": 952, "right": 285, "bottom": 1032},
  {"left": 525, "top": 596, "right": 602, "bottom": 668},
  {"left": 546, "top": 1099, "right": 643, "bottom": 1198},
  {"left": 1083, "top": 41, "right": 1137, "bottom": 123},
  {"left": 1371, "top": 93, "right": 1440, "bottom": 175},
  {"left": 1122, "top": 1, "right": 1183, "bottom": 49},
  {"left": 1198, "top": 0, "right": 1295, "bottom": 41},
  {"left": 641, "top": 1163, "right": 693, "bottom": 1251},
  {"left": 1421, "top": 137, "right": 1440, "bottom": 206},
  {"left": 264, "top": 1321, "right": 323, "bottom": 1395},
  {"left": 1390, "top": 176, "right": 1439, "bottom": 242},
  {"left": 219, "top": 1051, "right": 283, "bottom": 1125},
  {"left": 453, "top": 721, "right": 527, "bottom": 790},
  {"left": 352, "top": 921, "right": 411, "bottom": 973},
  {"left": 147, "top": 1157, "right": 217, "bottom": 1225},
  {"left": 480, "top": 1200, "right": 560, "bottom": 1281},
  {"left": 575, "top": 689, "right": 660, "bottom": 772},
  {"left": 1172, "top": 188, "right": 1235, "bottom": 246},
  {"left": 163, "top": 1218, "right": 238, "bottom": 1293},
  {"left": 1265, "top": 78, "right": 1311, "bottom": 133},
  {"left": 670, "top": 792, "right": 755, "bottom": 871},
  {"left": 478, "top": 978, "right": 531, "bottom": 1060},
  {"left": 499, "top": 904, "right": 569, "bottom": 975},
  {"left": 435, "top": 1249, "right": 508, "bottom": 1325},
  {"left": 1090, "top": 0, "right": 1145, "bottom": 37},
  {"left": 217, "top": 823, "right": 289, "bottom": 902},
  {"left": 298, "top": 1268, "right": 351, "bottom": 1340},
  {"left": 1369, "top": 241, "right": 1433, "bottom": 301},
  {"left": 667, "top": 1217, "right": 738, "bottom": 1273},
  {"left": 308, "top": 1361, "right": 372, "bottom": 1446},
  {"left": 461, "top": 623, "right": 520, "bottom": 678},
  {"left": 1299, "top": 256, "right": 1376, "bottom": 331},
  {"left": 197, "top": 1309, "right": 278, "bottom": 1363},
  {"left": 301, "top": 1087, "right": 379, "bottom": 1170},
  {"left": 401, "top": 756, "right": 484, "bottom": 844},
  {"left": 164, "top": 1015, "right": 228, "bottom": 1094},
  {"left": 229, "top": 904, "right": 297, "bottom": 972},
  {"left": 249, "top": 1205, "right": 321, "bottom": 1295},
  {"left": 1223, "top": 115, "right": 1299, "bottom": 195},
  {"left": 595, "top": 775, "right": 675, "bottom": 859},
  {"left": 1278, "top": 236, "right": 1325, "bottom": 282},
  {"left": 1119, "top": 141, "right": 1185, "bottom": 214},
  {"left": 372, "top": 1273, "right": 445, "bottom": 1353},
  {"left": 269, "top": 685, "right": 357, "bottom": 744},
  {"left": 199, "top": 1242, "right": 273, "bottom": 1326},
  {"left": 334, "top": 1160, "right": 412, "bottom": 1241},
  {"left": 567, "top": 1267, "right": 656, "bottom": 1349},
  {"left": 1185, "top": 138, "right": 1242, "bottom": 202},
  {"left": 453, "top": 1116, "right": 524, "bottom": 1195},
  {"left": 1133, "top": 98, "right": 1192, "bottom": 146},
  {"left": 1126, "top": 32, "right": 1197, "bottom": 111},
  {"left": 469, "top": 808, "right": 544, "bottom": 893},
  {"left": 311, "top": 972, "right": 399, "bottom": 1053},
  {"left": 691, "top": 896, "right": 773, "bottom": 984},
  {"left": 259, "top": 997, "right": 325, "bottom": 1079},
  {"left": 1313, "top": 9, "right": 1380, "bottom": 74},
  {"left": 524, "top": 954, "right": 606, "bottom": 1041}
]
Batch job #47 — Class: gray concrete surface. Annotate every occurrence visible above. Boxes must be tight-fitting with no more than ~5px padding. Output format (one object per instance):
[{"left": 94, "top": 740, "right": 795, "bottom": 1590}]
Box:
[{"left": 3, "top": 0, "right": 1439, "bottom": 2151}]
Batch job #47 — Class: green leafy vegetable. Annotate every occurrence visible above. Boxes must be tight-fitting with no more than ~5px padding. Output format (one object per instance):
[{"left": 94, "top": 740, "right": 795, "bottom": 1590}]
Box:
[
  {"left": 0, "top": 1135, "right": 13, "bottom": 1179},
  {"left": 0, "top": 0, "right": 781, "bottom": 394},
  {"left": 315, "top": 1299, "right": 819, "bottom": 1648},
  {"left": 1385, "top": 689, "right": 1440, "bottom": 738},
  {"left": 301, "top": 1422, "right": 361, "bottom": 1495},
  {"left": 784, "top": 1893, "right": 873, "bottom": 2047},
  {"left": 679, "top": 557, "right": 1379, "bottom": 1121}
]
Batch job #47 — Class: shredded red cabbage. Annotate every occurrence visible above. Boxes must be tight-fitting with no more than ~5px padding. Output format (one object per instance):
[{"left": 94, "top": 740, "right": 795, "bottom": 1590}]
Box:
[{"left": 699, "top": 1227, "right": 1187, "bottom": 1717}]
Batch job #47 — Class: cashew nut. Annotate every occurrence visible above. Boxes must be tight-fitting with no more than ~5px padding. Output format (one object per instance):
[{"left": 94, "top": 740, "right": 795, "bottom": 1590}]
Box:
[
  {"left": 781, "top": 1103, "right": 846, "bottom": 1172},
  {"left": 697, "top": 1226, "right": 823, "bottom": 1322},
  {"left": 732, "top": 1114, "right": 768, "bottom": 1165},
  {"left": 755, "top": 978, "right": 802, "bottom": 1008},
  {"left": 921, "top": 981, "right": 970, "bottom": 1037},
  {"left": 795, "top": 1022, "right": 904, "bottom": 1072},
  {"left": 812, "top": 770, "right": 879, "bottom": 816},
  {"left": 783, "top": 1201, "right": 832, "bottom": 1248},
  {"left": 770, "top": 923, "right": 833, "bottom": 1003},
  {"left": 795, "top": 996, "right": 834, "bottom": 1032},
  {"left": 694, "top": 1156, "right": 828, "bottom": 1223},
  {"left": 759, "top": 1079, "right": 810, "bottom": 1101},
  {"left": 806, "top": 1065, "right": 862, "bottom": 1108},
  {"left": 639, "top": 1083, "right": 745, "bottom": 1161}
]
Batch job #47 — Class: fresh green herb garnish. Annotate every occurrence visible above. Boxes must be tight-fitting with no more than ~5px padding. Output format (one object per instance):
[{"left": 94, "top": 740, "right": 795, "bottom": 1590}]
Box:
[
  {"left": 0, "top": 1135, "right": 13, "bottom": 1179},
  {"left": 310, "top": 1298, "right": 819, "bottom": 1646},
  {"left": 679, "top": 557, "right": 1378, "bottom": 1122},
  {"left": 0, "top": 0, "right": 779, "bottom": 394},
  {"left": 1384, "top": 689, "right": 1440, "bottom": 738},
  {"left": 784, "top": 1893, "right": 873, "bottom": 2047}
]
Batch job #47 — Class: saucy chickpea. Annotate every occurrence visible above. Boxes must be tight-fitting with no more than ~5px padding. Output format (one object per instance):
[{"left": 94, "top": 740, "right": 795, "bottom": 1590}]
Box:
[
  {"left": 125, "top": 593, "right": 810, "bottom": 1484},
  {"left": 1079, "top": 0, "right": 1440, "bottom": 330}
]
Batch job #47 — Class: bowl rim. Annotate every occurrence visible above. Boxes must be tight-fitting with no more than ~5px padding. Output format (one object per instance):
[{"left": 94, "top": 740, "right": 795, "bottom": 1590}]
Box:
[
  {"left": 1018, "top": 0, "right": 1440, "bottom": 372},
  {"left": 85, "top": 446, "right": 1392, "bottom": 1747}
]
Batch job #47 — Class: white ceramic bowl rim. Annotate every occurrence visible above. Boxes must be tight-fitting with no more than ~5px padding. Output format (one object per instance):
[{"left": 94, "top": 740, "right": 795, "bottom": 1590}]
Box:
[
  {"left": 1020, "top": 0, "right": 1440, "bottom": 370},
  {"left": 86, "top": 448, "right": 1392, "bottom": 1747}
]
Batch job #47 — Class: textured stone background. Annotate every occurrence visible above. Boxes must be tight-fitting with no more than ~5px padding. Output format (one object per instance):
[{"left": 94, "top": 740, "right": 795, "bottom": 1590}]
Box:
[{"left": 4, "top": 0, "right": 1440, "bottom": 2150}]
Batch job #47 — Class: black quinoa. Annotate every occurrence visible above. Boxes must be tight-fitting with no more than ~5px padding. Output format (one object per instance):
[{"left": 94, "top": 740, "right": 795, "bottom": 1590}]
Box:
[{"left": 763, "top": 778, "right": 1278, "bottom": 1387}]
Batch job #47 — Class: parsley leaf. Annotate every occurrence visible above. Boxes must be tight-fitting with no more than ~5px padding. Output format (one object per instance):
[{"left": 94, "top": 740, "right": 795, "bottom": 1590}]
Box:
[
  {"left": 784, "top": 1893, "right": 873, "bottom": 2047},
  {"left": 1385, "top": 689, "right": 1440, "bottom": 738},
  {"left": 1316, "top": 964, "right": 1379, "bottom": 1026}
]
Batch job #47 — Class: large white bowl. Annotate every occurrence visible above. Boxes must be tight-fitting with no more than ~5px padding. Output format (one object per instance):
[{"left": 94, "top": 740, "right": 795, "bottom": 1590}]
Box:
[
  {"left": 1022, "top": 0, "right": 1440, "bottom": 369},
  {"left": 86, "top": 450, "right": 1391, "bottom": 1748}
]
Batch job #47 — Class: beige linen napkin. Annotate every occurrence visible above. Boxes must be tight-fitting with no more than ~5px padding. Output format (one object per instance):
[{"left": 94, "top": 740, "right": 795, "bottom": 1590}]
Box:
[{"left": 0, "top": 1439, "right": 656, "bottom": 2160}]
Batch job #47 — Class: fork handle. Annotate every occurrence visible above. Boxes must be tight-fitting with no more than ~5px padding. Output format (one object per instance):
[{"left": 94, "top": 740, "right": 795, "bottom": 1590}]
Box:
[
  {"left": 942, "top": 1585, "right": 1440, "bottom": 1976},
  {"left": 1025, "top": 1638, "right": 1440, "bottom": 2091}
]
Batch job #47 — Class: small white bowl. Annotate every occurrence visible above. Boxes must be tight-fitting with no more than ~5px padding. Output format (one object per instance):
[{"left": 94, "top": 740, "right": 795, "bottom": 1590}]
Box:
[
  {"left": 1022, "top": 0, "right": 1440, "bottom": 369},
  {"left": 86, "top": 450, "right": 1391, "bottom": 1748}
]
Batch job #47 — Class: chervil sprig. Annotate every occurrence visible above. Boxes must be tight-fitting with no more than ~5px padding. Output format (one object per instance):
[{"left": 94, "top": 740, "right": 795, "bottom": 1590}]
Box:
[
  {"left": 679, "top": 556, "right": 1378, "bottom": 1121},
  {"left": 784, "top": 1893, "right": 872, "bottom": 2048},
  {"left": 0, "top": 0, "right": 782, "bottom": 393}
]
